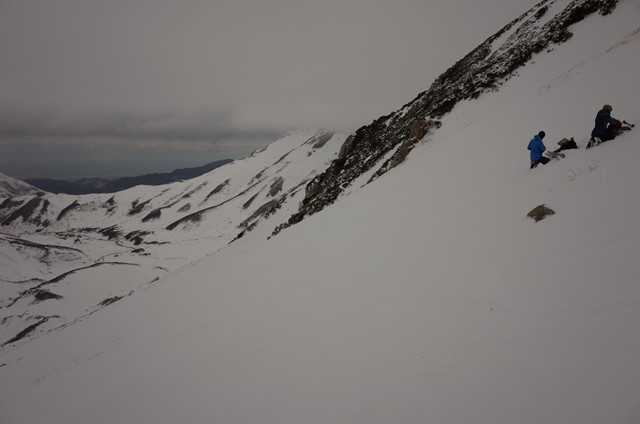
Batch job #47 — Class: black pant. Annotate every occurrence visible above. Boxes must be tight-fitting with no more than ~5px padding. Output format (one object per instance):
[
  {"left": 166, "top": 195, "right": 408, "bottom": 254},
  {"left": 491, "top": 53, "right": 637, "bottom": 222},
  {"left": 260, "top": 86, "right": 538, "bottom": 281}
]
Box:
[
  {"left": 602, "top": 119, "right": 623, "bottom": 142},
  {"left": 531, "top": 156, "right": 550, "bottom": 169}
]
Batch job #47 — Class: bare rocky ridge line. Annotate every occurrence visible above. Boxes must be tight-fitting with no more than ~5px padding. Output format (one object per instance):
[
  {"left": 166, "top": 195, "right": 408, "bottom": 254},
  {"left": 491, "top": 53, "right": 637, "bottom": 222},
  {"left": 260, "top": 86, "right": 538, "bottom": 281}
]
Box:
[{"left": 272, "top": 0, "right": 618, "bottom": 236}]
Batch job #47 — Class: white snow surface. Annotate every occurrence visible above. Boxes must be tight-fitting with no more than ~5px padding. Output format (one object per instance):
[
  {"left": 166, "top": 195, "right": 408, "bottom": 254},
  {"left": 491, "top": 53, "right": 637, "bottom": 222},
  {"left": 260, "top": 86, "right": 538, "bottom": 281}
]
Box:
[
  {"left": 2, "top": 2, "right": 640, "bottom": 423},
  {"left": 0, "top": 130, "right": 344, "bottom": 348},
  {"left": 0, "top": 171, "right": 37, "bottom": 199}
]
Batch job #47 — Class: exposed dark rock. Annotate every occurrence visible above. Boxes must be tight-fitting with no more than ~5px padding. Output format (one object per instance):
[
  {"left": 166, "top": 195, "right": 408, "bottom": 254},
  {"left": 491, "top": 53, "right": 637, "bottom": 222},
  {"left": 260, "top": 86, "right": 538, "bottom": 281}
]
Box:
[
  {"left": 203, "top": 179, "right": 230, "bottom": 203},
  {"left": 105, "top": 196, "right": 117, "bottom": 214},
  {"left": 249, "top": 167, "right": 268, "bottom": 185},
  {"left": 144, "top": 240, "right": 170, "bottom": 246},
  {"left": 249, "top": 146, "right": 268, "bottom": 157},
  {"left": 181, "top": 181, "right": 208, "bottom": 199},
  {"left": 337, "top": 135, "right": 356, "bottom": 160},
  {"left": 125, "top": 230, "right": 152, "bottom": 245},
  {"left": 32, "top": 289, "right": 63, "bottom": 303},
  {"left": 230, "top": 230, "right": 245, "bottom": 243},
  {"left": 535, "top": 5, "right": 549, "bottom": 19},
  {"left": 99, "top": 296, "right": 123, "bottom": 307},
  {"left": 311, "top": 132, "right": 334, "bottom": 149},
  {"left": 0, "top": 197, "right": 23, "bottom": 210},
  {"left": 368, "top": 120, "right": 441, "bottom": 184},
  {"left": 128, "top": 198, "right": 152, "bottom": 216},
  {"left": 242, "top": 192, "right": 261, "bottom": 210},
  {"left": 272, "top": 152, "right": 292, "bottom": 167},
  {"left": 268, "top": 177, "right": 284, "bottom": 197},
  {"left": 142, "top": 208, "right": 162, "bottom": 222},
  {"left": 57, "top": 200, "right": 80, "bottom": 221},
  {"left": 178, "top": 203, "right": 191, "bottom": 212},
  {"left": 527, "top": 204, "right": 555, "bottom": 222},
  {"left": 39, "top": 199, "right": 49, "bottom": 215},
  {"left": 272, "top": 0, "right": 618, "bottom": 236},
  {"left": 2, "top": 318, "right": 49, "bottom": 346},
  {"left": 99, "top": 225, "right": 122, "bottom": 240},
  {"left": 1, "top": 197, "right": 43, "bottom": 226},
  {"left": 239, "top": 197, "right": 286, "bottom": 230}
]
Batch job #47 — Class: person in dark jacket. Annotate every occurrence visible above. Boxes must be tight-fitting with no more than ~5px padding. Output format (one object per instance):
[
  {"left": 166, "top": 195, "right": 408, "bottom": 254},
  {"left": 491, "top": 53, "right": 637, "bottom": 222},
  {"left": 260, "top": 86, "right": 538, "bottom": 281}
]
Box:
[
  {"left": 591, "top": 104, "right": 624, "bottom": 142},
  {"left": 528, "top": 131, "right": 549, "bottom": 169}
]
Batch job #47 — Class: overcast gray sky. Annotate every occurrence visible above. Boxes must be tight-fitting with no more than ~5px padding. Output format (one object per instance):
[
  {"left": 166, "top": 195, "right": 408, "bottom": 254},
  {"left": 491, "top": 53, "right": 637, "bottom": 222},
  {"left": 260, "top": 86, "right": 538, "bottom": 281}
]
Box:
[{"left": 0, "top": 0, "right": 534, "bottom": 179}]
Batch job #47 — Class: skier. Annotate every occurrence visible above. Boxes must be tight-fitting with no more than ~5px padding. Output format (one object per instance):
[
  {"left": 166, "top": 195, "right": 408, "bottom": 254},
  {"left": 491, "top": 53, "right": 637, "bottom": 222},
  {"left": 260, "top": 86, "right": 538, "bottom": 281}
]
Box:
[
  {"left": 589, "top": 104, "right": 632, "bottom": 147},
  {"left": 528, "top": 131, "right": 549, "bottom": 169}
]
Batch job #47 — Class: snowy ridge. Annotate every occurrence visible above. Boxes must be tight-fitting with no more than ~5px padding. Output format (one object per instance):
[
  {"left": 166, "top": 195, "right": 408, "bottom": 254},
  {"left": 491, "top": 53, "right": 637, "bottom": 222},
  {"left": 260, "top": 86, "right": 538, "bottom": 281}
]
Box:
[
  {"left": 0, "top": 130, "right": 345, "bottom": 348},
  {"left": 0, "top": 171, "right": 38, "bottom": 199},
  {"left": 274, "top": 0, "right": 619, "bottom": 234},
  {"left": 2, "top": 0, "right": 640, "bottom": 422}
]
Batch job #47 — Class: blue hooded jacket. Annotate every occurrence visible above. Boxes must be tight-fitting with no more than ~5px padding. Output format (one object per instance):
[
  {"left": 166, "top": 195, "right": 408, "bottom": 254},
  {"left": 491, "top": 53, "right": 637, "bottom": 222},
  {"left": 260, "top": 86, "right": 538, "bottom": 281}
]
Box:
[{"left": 527, "top": 135, "right": 546, "bottom": 162}]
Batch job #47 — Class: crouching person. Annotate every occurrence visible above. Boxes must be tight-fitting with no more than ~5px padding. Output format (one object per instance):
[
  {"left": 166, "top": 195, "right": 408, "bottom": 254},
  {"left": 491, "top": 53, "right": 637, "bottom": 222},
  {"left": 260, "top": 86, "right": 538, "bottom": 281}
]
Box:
[{"left": 528, "top": 131, "right": 549, "bottom": 169}]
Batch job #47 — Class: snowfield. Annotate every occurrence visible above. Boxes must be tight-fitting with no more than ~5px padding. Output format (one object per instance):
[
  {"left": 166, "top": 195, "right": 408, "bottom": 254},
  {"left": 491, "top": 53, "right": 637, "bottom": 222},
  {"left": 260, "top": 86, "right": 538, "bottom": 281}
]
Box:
[
  {"left": 0, "top": 130, "right": 345, "bottom": 350},
  {"left": 0, "top": 171, "right": 37, "bottom": 199},
  {"left": 2, "top": 0, "right": 640, "bottom": 423}
]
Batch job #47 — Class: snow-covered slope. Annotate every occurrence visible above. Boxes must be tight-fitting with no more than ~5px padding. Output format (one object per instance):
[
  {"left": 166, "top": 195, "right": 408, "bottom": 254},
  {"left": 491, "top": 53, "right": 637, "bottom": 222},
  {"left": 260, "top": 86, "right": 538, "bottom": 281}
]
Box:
[
  {"left": 2, "top": 0, "right": 640, "bottom": 423},
  {"left": 0, "top": 171, "right": 38, "bottom": 199},
  {"left": 0, "top": 130, "right": 345, "bottom": 348}
]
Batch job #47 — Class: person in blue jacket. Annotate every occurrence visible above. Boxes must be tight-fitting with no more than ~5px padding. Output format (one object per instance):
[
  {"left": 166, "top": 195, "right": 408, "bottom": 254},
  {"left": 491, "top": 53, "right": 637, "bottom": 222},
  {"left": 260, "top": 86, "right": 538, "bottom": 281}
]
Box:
[{"left": 528, "top": 131, "right": 549, "bottom": 169}]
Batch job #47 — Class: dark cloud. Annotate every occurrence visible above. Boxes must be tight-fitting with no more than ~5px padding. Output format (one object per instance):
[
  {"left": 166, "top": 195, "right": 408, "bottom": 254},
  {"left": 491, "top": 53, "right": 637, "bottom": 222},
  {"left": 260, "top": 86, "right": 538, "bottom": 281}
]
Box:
[{"left": 0, "top": 110, "right": 280, "bottom": 142}]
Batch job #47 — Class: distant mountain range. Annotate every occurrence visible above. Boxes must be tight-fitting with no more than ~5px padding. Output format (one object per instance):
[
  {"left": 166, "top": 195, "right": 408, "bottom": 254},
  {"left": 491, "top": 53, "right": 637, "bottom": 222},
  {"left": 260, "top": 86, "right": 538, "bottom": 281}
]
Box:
[{"left": 26, "top": 159, "right": 233, "bottom": 194}]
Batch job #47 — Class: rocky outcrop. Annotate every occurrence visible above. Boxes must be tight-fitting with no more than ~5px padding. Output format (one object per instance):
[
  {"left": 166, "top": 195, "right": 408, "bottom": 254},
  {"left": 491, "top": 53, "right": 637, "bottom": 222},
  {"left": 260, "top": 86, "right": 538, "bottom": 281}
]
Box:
[
  {"left": 243, "top": 191, "right": 261, "bottom": 210},
  {"left": 57, "top": 200, "right": 80, "bottom": 221},
  {"left": 273, "top": 0, "right": 618, "bottom": 236},
  {"left": 1, "top": 196, "right": 49, "bottom": 226},
  {"left": 527, "top": 204, "right": 555, "bottom": 222},
  {"left": 368, "top": 119, "right": 441, "bottom": 184},
  {"left": 2, "top": 317, "right": 49, "bottom": 346},
  {"left": 268, "top": 177, "right": 284, "bottom": 197},
  {"left": 99, "top": 296, "right": 123, "bottom": 307},
  {"left": 181, "top": 181, "right": 208, "bottom": 199},
  {"left": 239, "top": 197, "right": 285, "bottom": 230},
  {"left": 32, "top": 289, "right": 63, "bottom": 303},
  {"left": 128, "top": 198, "right": 152, "bottom": 216},
  {"left": 203, "top": 179, "right": 230, "bottom": 203},
  {"left": 141, "top": 208, "right": 162, "bottom": 222},
  {"left": 309, "top": 132, "right": 334, "bottom": 149},
  {"left": 0, "top": 198, "right": 23, "bottom": 210}
]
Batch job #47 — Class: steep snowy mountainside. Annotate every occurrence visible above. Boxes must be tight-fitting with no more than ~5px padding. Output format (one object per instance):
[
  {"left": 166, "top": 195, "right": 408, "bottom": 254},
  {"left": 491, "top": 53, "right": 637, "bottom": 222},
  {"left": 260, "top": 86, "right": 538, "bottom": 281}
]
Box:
[
  {"left": 2, "top": 0, "right": 640, "bottom": 423},
  {"left": 0, "top": 131, "right": 342, "bottom": 238},
  {"left": 275, "top": 0, "right": 619, "bottom": 234},
  {"left": 0, "top": 130, "right": 344, "bottom": 349},
  {"left": 0, "top": 171, "right": 38, "bottom": 199}
]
